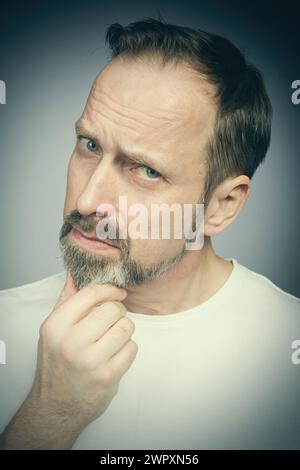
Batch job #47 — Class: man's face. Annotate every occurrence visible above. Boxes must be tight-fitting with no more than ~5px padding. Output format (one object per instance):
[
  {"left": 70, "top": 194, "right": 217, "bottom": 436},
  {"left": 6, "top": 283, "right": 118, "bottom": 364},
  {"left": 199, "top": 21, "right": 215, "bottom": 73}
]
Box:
[{"left": 60, "top": 55, "right": 217, "bottom": 288}]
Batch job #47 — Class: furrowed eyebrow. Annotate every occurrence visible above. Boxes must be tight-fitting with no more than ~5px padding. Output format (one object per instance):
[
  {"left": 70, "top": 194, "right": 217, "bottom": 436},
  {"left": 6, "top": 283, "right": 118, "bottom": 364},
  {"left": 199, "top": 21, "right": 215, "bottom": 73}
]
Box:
[
  {"left": 74, "top": 119, "right": 167, "bottom": 175},
  {"left": 118, "top": 152, "right": 164, "bottom": 173},
  {"left": 75, "top": 120, "right": 96, "bottom": 139}
]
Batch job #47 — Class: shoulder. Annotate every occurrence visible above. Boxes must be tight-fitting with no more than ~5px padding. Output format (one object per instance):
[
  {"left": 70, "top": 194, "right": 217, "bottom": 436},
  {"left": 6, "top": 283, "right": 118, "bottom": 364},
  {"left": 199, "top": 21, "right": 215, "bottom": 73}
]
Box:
[
  {"left": 0, "top": 271, "right": 66, "bottom": 299},
  {"left": 0, "top": 271, "right": 66, "bottom": 320},
  {"left": 232, "top": 259, "right": 299, "bottom": 314}
]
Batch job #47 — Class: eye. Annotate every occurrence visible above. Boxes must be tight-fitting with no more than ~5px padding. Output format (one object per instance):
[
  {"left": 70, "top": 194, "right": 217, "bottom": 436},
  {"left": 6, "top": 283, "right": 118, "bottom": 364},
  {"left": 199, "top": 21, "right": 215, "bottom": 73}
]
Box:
[
  {"left": 136, "top": 166, "right": 162, "bottom": 180},
  {"left": 78, "top": 136, "right": 98, "bottom": 153}
]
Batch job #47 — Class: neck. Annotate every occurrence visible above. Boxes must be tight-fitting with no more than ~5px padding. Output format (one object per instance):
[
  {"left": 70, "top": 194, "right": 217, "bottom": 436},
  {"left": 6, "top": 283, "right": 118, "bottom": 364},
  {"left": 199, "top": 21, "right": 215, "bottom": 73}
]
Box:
[{"left": 123, "top": 238, "right": 233, "bottom": 315}]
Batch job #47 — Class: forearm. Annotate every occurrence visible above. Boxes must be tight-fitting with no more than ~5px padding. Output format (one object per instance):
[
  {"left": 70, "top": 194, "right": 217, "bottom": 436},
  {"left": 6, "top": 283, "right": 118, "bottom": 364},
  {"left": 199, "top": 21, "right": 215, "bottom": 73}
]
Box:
[{"left": 1, "top": 394, "right": 83, "bottom": 450}]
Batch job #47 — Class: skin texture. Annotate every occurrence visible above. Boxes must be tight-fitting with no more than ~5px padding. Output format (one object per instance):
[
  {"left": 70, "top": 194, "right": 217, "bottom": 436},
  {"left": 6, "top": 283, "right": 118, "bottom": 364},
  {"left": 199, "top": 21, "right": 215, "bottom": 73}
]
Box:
[
  {"left": 1, "top": 274, "right": 138, "bottom": 449},
  {"left": 1, "top": 54, "right": 250, "bottom": 449},
  {"left": 64, "top": 54, "right": 250, "bottom": 314}
]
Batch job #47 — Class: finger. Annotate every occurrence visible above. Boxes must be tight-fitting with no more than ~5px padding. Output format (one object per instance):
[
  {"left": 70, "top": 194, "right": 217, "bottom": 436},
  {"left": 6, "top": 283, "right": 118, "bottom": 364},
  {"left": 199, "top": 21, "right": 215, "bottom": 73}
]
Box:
[
  {"left": 52, "top": 283, "right": 127, "bottom": 326},
  {"left": 108, "top": 340, "right": 139, "bottom": 377},
  {"left": 71, "top": 301, "right": 128, "bottom": 346},
  {"left": 89, "top": 317, "right": 135, "bottom": 363},
  {"left": 52, "top": 271, "right": 78, "bottom": 311}
]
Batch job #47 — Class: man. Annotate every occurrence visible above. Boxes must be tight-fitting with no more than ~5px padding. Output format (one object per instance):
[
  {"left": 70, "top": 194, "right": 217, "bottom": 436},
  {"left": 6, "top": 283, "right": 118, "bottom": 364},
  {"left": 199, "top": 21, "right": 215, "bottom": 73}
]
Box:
[{"left": 0, "top": 18, "right": 299, "bottom": 450}]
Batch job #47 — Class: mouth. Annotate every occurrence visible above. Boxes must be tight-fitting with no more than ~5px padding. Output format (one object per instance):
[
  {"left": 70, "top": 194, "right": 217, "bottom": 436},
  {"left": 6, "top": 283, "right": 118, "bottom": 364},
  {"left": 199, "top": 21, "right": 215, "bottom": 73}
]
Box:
[{"left": 71, "top": 227, "right": 119, "bottom": 252}]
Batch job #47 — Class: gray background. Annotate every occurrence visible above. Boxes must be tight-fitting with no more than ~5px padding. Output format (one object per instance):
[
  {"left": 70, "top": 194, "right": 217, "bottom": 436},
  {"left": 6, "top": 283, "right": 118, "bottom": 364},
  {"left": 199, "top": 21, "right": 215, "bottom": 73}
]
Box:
[{"left": 0, "top": 0, "right": 299, "bottom": 296}]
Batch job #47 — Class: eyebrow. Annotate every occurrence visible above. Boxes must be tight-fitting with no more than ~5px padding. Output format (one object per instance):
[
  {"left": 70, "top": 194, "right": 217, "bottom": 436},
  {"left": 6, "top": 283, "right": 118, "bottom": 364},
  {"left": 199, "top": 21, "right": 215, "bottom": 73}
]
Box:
[{"left": 75, "top": 119, "right": 167, "bottom": 174}]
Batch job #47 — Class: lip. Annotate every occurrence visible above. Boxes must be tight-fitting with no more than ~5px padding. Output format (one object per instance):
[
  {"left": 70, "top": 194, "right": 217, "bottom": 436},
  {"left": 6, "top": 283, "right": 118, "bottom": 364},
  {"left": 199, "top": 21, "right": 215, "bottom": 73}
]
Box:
[{"left": 71, "top": 228, "right": 119, "bottom": 252}]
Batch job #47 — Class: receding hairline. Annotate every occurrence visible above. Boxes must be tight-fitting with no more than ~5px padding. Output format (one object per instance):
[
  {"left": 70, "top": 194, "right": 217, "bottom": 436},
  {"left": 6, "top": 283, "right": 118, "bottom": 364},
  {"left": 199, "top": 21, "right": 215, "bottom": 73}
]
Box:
[{"left": 101, "top": 50, "right": 219, "bottom": 105}]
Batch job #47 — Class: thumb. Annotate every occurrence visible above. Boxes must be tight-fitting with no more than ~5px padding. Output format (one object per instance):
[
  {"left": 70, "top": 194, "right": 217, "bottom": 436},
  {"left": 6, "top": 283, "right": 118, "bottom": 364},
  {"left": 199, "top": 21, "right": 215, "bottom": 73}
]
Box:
[{"left": 54, "top": 271, "right": 78, "bottom": 309}]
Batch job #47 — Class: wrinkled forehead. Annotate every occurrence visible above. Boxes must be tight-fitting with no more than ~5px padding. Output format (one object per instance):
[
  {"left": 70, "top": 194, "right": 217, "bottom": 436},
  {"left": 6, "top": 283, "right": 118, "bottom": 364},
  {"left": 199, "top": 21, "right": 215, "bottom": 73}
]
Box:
[
  {"left": 81, "top": 56, "right": 217, "bottom": 163},
  {"left": 88, "top": 55, "right": 216, "bottom": 127}
]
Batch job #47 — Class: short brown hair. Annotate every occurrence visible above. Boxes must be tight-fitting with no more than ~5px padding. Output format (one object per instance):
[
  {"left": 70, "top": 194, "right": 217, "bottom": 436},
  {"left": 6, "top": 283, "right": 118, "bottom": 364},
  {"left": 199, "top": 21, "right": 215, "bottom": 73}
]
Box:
[{"left": 105, "top": 17, "right": 272, "bottom": 203}]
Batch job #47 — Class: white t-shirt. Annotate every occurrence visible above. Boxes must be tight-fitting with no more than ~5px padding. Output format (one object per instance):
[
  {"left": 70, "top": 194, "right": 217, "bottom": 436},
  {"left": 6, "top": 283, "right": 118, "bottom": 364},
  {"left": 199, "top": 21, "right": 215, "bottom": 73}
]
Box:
[{"left": 0, "top": 258, "right": 299, "bottom": 450}]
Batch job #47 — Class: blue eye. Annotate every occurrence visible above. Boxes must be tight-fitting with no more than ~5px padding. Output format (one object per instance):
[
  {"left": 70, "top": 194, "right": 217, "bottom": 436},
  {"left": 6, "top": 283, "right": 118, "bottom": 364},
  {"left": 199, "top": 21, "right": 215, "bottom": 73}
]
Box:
[
  {"left": 78, "top": 136, "right": 98, "bottom": 152},
  {"left": 85, "top": 139, "right": 98, "bottom": 152},
  {"left": 138, "top": 166, "right": 161, "bottom": 180}
]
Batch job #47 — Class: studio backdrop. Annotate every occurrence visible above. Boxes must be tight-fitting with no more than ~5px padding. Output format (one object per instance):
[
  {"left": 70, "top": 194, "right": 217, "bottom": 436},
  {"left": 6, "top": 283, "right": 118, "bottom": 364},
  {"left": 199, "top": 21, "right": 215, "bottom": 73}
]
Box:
[{"left": 0, "top": 0, "right": 299, "bottom": 296}]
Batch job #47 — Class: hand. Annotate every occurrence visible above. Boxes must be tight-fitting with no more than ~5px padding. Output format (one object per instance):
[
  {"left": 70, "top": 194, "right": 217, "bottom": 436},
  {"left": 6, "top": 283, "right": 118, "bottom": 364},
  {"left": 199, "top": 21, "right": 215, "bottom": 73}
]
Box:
[{"left": 1, "top": 272, "right": 138, "bottom": 449}]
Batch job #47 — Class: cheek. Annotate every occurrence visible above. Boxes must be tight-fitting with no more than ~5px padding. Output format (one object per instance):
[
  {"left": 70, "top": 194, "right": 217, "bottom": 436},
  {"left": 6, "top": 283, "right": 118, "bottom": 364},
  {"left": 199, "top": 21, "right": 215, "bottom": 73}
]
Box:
[
  {"left": 129, "top": 236, "right": 184, "bottom": 264},
  {"left": 64, "top": 156, "right": 87, "bottom": 214},
  {"left": 123, "top": 200, "right": 189, "bottom": 261}
]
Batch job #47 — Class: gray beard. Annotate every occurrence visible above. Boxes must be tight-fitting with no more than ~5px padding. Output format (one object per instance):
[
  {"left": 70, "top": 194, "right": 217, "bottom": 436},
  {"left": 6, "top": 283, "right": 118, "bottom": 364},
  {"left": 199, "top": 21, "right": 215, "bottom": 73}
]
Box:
[{"left": 59, "top": 230, "right": 187, "bottom": 289}]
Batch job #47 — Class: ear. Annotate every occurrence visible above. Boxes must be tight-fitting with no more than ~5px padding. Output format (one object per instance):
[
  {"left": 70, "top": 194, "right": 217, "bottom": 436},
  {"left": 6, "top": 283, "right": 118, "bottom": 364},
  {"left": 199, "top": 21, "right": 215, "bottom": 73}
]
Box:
[{"left": 204, "top": 175, "right": 251, "bottom": 237}]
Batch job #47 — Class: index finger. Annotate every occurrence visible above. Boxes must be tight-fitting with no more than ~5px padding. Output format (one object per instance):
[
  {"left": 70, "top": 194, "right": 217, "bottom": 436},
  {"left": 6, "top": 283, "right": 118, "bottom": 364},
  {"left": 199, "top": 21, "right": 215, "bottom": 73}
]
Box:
[
  {"left": 54, "top": 271, "right": 78, "bottom": 310},
  {"left": 51, "top": 273, "right": 127, "bottom": 325}
]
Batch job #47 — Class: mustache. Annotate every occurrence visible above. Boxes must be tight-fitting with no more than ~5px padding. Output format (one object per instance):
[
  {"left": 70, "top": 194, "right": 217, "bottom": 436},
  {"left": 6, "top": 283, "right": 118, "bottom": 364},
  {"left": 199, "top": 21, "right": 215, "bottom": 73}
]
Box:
[{"left": 59, "top": 209, "right": 129, "bottom": 251}]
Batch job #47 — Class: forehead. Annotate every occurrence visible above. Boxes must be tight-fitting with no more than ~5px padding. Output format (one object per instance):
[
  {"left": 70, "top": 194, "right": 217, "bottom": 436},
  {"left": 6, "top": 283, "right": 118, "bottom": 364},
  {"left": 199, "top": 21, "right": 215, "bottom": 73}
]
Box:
[{"left": 82, "top": 56, "right": 217, "bottom": 167}]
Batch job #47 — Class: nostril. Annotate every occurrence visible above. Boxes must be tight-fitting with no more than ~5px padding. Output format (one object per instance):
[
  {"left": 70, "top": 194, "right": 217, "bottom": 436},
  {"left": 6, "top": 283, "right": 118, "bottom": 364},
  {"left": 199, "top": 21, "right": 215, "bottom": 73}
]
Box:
[
  {"left": 96, "top": 203, "right": 116, "bottom": 221},
  {"left": 96, "top": 209, "right": 109, "bottom": 218}
]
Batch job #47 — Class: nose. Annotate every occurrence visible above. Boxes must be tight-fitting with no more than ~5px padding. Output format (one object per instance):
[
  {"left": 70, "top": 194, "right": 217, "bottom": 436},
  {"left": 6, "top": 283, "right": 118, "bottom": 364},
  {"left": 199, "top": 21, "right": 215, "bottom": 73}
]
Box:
[{"left": 76, "top": 158, "right": 118, "bottom": 216}]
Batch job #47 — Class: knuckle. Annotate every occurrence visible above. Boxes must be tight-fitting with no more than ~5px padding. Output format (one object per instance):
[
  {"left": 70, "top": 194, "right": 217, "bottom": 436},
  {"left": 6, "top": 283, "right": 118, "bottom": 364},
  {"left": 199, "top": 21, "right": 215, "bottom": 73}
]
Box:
[
  {"left": 39, "top": 320, "right": 54, "bottom": 340},
  {"left": 82, "top": 285, "right": 100, "bottom": 302},
  {"left": 84, "top": 284, "right": 124, "bottom": 301},
  {"left": 105, "top": 301, "right": 125, "bottom": 317},
  {"left": 79, "top": 354, "right": 98, "bottom": 371},
  {"left": 59, "top": 340, "right": 75, "bottom": 363},
  {"left": 114, "top": 317, "right": 135, "bottom": 337},
  {"left": 126, "top": 339, "right": 139, "bottom": 359},
  {"left": 101, "top": 284, "right": 126, "bottom": 297},
  {"left": 100, "top": 367, "right": 116, "bottom": 386}
]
